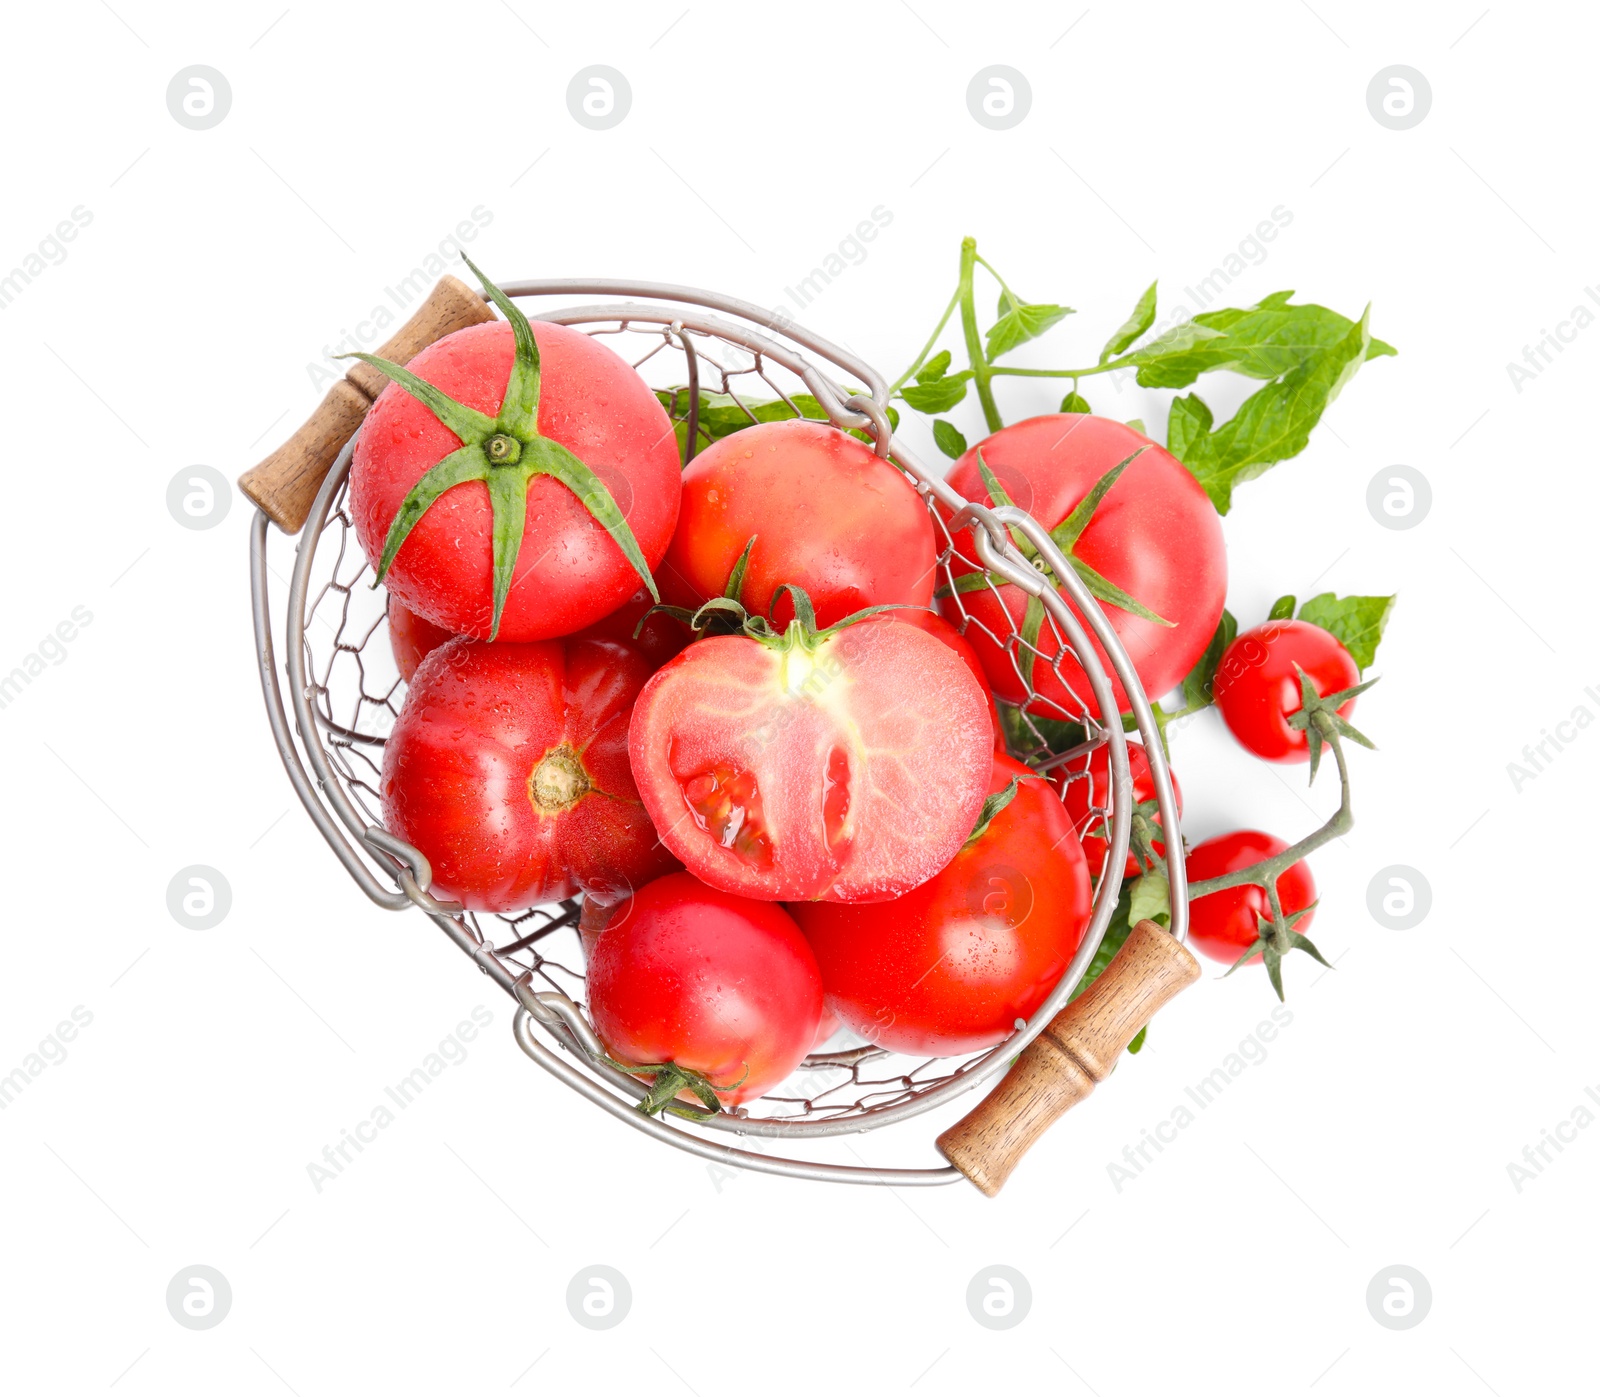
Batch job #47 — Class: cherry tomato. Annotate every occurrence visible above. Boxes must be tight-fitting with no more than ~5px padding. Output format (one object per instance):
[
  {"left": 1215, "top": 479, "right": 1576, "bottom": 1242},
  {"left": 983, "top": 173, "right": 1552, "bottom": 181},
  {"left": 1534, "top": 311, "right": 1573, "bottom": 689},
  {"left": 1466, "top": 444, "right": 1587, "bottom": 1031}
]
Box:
[
  {"left": 660, "top": 419, "right": 937, "bottom": 629},
  {"left": 586, "top": 872, "right": 823, "bottom": 1107},
  {"left": 381, "top": 635, "right": 679, "bottom": 912},
  {"left": 1184, "top": 830, "right": 1316, "bottom": 965},
  {"left": 629, "top": 614, "right": 994, "bottom": 903},
  {"left": 1055, "top": 741, "right": 1181, "bottom": 881},
  {"left": 387, "top": 599, "right": 456, "bottom": 682},
  {"left": 940, "top": 415, "right": 1226, "bottom": 718},
  {"left": 862, "top": 607, "right": 1007, "bottom": 753},
  {"left": 352, "top": 319, "right": 681, "bottom": 641},
  {"left": 1213, "top": 620, "right": 1360, "bottom": 762},
  {"left": 792, "top": 755, "right": 1092, "bottom": 1056}
]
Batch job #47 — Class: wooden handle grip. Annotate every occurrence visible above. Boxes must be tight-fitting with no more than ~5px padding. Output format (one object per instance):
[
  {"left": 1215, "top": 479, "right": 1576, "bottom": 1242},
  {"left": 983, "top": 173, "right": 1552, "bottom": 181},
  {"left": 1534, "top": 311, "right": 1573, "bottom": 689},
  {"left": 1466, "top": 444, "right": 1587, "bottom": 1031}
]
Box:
[
  {"left": 937, "top": 919, "right": 1200, "bottom": 1196},
  {"left": 238, "top": 274, "right": 495, "bottom": 533}
]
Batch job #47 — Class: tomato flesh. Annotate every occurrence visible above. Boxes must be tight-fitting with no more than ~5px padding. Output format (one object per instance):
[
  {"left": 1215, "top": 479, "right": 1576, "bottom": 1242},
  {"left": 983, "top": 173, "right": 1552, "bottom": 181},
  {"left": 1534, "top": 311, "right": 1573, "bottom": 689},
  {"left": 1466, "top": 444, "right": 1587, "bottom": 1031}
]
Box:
[
  {"left": 628, "top": 617, "right": 993, "bottom": 902},
  {"left": 381, "top": 636, "right": 678, "bottom": 912},
  {"left": 793, "top": 755, "right": 1092, "bottom": 1056}
]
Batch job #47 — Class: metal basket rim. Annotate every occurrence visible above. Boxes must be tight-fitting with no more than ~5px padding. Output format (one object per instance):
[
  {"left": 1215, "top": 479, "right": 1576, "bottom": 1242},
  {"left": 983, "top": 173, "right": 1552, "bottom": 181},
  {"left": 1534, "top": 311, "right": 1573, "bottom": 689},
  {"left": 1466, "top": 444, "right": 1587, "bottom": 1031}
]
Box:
[{"left": 248, "top": 276, "right": 1188, "bottom": 1185}]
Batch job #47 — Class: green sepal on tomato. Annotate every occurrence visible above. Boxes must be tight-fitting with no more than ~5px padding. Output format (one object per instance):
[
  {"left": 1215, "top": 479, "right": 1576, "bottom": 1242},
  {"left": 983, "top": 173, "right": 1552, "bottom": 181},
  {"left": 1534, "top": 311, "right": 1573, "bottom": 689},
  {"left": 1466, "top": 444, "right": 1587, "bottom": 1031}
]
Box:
[
  {"left": 938, "top": 414, "right": 1226, "bottom": 719},
  {"left": 349, "top": 256, "right": 680, "bottom": 642}
]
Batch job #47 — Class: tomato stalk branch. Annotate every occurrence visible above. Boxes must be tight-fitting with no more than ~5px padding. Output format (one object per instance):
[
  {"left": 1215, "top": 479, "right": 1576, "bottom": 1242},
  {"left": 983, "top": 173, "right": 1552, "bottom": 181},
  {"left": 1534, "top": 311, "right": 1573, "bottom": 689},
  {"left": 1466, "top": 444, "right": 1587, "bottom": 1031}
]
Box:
[{"left": 958, "top": 237, "right": 1005, "bottom": 433}]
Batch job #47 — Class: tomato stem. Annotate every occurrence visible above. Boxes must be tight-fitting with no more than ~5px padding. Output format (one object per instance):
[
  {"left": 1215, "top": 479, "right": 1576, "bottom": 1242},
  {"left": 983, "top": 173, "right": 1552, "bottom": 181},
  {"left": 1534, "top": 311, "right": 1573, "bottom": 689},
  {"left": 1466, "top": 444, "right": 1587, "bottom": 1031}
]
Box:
[
  {"left": 958, "top": 238, "right": 1005, "bottom": 433},
  {"left": 888, "top": 284, "right": 963, "bottom": 397},
  {"left": 1186, "top": 709, "right": 1354, "bottom": 902}
]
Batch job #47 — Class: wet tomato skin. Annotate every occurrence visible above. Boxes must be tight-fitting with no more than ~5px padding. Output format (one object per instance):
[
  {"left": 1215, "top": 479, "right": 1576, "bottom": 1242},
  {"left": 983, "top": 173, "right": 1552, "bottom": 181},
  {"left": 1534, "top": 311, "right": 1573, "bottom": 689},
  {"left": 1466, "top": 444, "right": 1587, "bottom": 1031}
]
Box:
[
  {"left": 352, "top": 320, "right": 681, "bottom": 642},
  {"left": 586, "top": 872, "right": 823, "bottom": 1106},
  {"left": 1213, "top": 620, "right": 1360, "bottom": 762},
  {"left": 793, "top": 754, "right": 1092, "bottom": 1056},
  {"left": 940, "top": 414, "right": 1226, "bottom": 717},
  {"left": 1055, "top": 741, "right": 1182, "bottom": 881},
  {"left": 660, "top": 419, "right": 938, "bottom": 629},
  {"left": 628, "top": 618, "right": 993, "bottom": 903},
  {"left": 381, "top": 635, "right": 678, "bottom": 912},
  {"left": 388, "top": 600, "right": 456, "bottom": 682},
  {"left": 1184, "top": 829, "right": 1316, "bottom": 964}
]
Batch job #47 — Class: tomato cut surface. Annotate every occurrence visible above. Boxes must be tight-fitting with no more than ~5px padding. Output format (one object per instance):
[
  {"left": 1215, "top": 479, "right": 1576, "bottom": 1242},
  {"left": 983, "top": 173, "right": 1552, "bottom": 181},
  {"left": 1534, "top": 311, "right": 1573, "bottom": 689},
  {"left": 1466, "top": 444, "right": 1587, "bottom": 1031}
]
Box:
[{"left": 628, "top": 615, "right": 993, "bottom": 902}]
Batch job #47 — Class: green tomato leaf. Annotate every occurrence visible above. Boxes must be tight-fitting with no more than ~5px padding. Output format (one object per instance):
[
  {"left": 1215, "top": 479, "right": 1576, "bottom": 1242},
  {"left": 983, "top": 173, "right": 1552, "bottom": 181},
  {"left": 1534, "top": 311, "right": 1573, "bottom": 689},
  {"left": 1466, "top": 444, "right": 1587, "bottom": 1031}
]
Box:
[
  {"left": 1060, "top": 390, "right": 1091, "bottom": 414},
  {"left": 1163, "top": 306, "right": 1376, "bottom": 513},
  {"left": 932, "top": 419, "right": 968, "bottom": 459},
  {"left": 656, "top": 389, "right": 897, "bottom": 454},
  {"left": 1130, "top": 294, "right": 1382, "bottom": 390},
  {"left": 1125, "top": 418, "right": 1146, "bottom": 435},
  {"left": 916, "top": 349, "right": 953, "bottom": 384},
  {"left": 1180, "top": 608, "right": 1237, "bottom": 711},
  {"left": 1073, "top": 883, "right": 1133, "bottom": 1000},
  {"left": 1128, "top": 869, "right": 1171, "bottom": 928},
  {"left": 901, "top": 371, "right": 973, "bottom": 414},
  {"left": 1268, "top": 594, "right": 1297, "bottom": 621},
  {"left": 1127, "top": 1025, "right": 1148, "bottom": 1054},
  {"left": 1099, "top": 279, "right": 1157, "bottom": 363},
  {"left": 1296, "top": 592, "right": 1396, "bottom": 670},
  {"left": 985, "top": 302, "right": 1074, "bottom": 361}
]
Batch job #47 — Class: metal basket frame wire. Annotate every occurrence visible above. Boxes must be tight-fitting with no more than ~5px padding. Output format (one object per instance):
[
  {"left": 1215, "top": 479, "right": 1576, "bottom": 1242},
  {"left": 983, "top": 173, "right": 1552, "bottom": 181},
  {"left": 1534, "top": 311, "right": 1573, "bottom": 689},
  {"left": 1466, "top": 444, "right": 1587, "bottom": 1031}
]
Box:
[{"left": 247, "top": 277, "right": 1187, "bottom": 1186}]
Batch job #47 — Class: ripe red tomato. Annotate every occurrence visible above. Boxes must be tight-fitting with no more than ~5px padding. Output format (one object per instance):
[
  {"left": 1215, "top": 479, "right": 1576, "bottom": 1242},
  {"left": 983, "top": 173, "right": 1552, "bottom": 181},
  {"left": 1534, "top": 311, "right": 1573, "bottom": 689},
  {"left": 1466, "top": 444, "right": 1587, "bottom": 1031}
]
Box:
[
  {"left": 660, "top": 419, "right": 937, "bottom": 628},
  {"left": 352, "top": 319, "right": 680, "bottom": 641},
  {"left": 1055, "top": 741, "right": 1182, "bottom": 881},
  {"left": 862, "top": 607, "right": 1006, "bottom": 753},
  {"left": 388, "top": 599, "right": 456, "bottom": 682},
  {"left": 1214, "top": 620, "right": 1360, "bottom": 762},
  {"left": 586, "top": 872, "right": 823, "bottom": 1108},
  {"left": 381, "top": 635, "right": 679, "bottom": 912},
  {"left": 940, "top": 415, "right": 1226, "bottom": 717},
  {"left": 573, "top": 585, "right": 690, "bottom": 669},
  {"left": 1184, "top": 830, "right": 1316, "bottom": 965},
  {"left": 629, "top": 613, "right": 993, "bottom": 902},
  {"left": 792, "top": 755, "right": 1092, "bottom": 1056}
]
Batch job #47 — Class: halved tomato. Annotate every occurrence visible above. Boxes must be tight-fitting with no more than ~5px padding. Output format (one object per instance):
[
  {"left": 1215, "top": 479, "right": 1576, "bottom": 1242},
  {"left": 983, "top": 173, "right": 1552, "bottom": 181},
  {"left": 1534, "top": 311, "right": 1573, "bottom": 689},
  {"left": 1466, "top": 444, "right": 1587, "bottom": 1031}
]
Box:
[{"left": 628, "top": 600, "right": 993, "bottom": 902}]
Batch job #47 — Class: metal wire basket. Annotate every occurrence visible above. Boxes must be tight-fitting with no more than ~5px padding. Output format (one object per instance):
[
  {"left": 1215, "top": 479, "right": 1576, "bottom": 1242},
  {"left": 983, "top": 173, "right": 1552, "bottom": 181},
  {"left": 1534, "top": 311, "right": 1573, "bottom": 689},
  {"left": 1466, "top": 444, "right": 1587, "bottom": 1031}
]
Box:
[{"left": 246, "top": 277, "right": 1189, "bottom": 1189}]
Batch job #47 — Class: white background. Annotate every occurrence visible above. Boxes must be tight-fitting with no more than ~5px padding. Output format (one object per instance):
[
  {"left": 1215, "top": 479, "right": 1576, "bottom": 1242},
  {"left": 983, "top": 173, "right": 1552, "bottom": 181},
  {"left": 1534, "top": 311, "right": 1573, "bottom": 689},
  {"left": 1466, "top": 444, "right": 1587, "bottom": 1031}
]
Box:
[{"left": 0, "top": 1, "right": 1592, "bottom": 1392}]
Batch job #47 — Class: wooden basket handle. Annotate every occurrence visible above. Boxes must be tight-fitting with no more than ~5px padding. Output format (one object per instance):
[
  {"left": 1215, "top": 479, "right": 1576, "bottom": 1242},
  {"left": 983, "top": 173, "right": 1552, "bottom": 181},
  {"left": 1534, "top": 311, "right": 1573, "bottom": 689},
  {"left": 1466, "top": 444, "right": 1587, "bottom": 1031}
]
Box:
[
  {"left": 238, "top": 275, "right": 496, "bottom": 533},
  {"left": 937, "top": 919, "right": 1201, "bottom": 1196}
]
